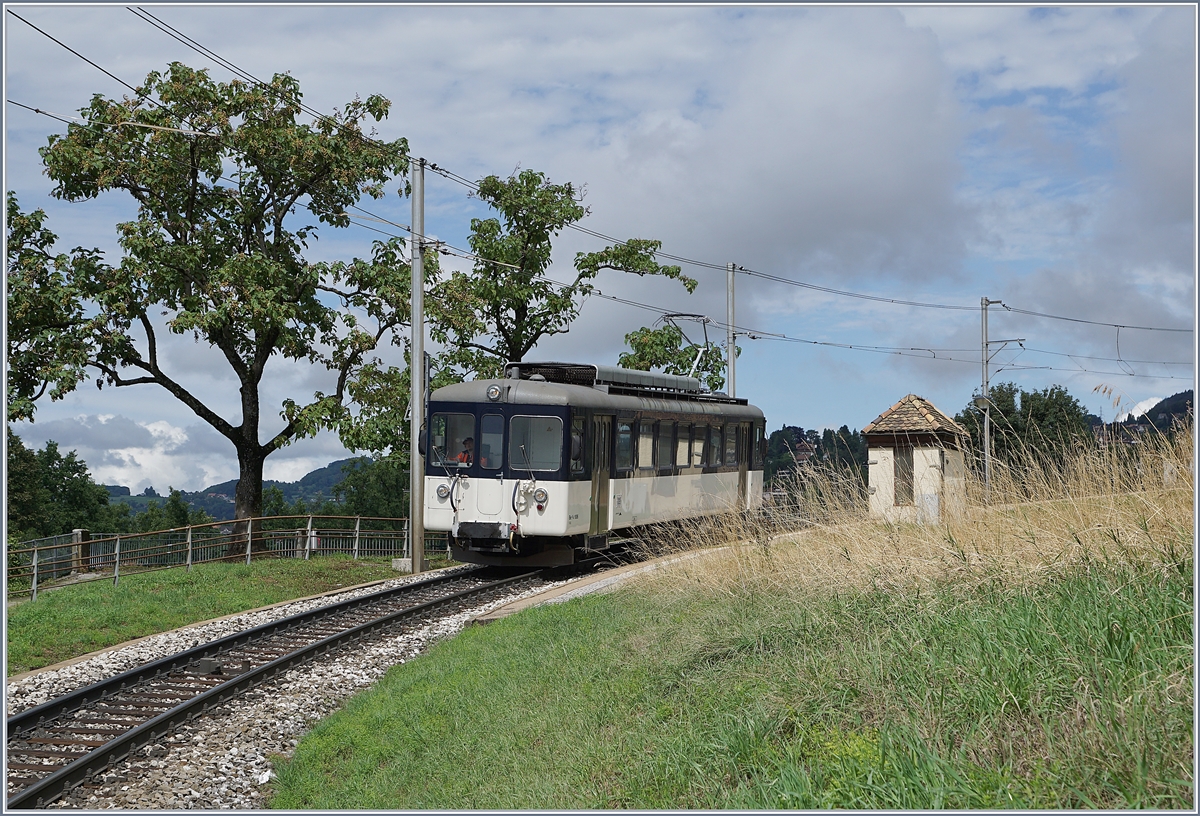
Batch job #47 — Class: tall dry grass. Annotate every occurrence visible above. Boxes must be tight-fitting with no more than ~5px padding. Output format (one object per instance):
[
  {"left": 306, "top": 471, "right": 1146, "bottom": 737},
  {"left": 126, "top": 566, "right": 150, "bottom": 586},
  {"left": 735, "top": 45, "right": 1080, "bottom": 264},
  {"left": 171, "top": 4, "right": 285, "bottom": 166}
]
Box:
[{"left": 641, "top": 425, "right": 1194, "bottom": 599}]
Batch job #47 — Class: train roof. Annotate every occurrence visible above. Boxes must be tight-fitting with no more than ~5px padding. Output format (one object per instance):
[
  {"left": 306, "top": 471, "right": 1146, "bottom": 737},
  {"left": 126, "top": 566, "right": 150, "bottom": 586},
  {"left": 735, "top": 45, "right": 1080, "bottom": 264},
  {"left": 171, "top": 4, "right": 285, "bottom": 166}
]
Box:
[{"left": 431, "top": 361, "right": 764, "bottom": 421}]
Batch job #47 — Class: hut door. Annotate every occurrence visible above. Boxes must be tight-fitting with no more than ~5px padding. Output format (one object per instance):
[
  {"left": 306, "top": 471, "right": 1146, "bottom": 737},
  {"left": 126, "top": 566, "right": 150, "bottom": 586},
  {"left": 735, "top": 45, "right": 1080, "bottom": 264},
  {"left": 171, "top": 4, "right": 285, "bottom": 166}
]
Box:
[{"left": 590, "top": 415, "right": 612, "bottom": 534}]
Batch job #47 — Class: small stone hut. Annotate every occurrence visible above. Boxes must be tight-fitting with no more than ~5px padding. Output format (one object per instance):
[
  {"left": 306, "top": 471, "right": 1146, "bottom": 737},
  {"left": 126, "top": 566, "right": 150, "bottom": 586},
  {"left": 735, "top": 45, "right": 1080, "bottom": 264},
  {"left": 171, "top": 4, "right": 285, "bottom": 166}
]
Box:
[{"left": 863, "top": 394, "right": 968, "bottom": 524}]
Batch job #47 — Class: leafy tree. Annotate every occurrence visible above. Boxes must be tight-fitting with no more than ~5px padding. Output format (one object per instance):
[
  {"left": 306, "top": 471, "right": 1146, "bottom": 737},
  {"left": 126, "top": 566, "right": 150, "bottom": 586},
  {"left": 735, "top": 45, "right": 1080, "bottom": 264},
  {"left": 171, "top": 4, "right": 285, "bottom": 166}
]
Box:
[
  {"left": 816, "top": 425, "right": 869, "bottom": 484},
  {"left": 5, "top": 430, "right": 130, "bottom": 540},
  {"left": 955, "top": 382, "right": 1092, "bottom": 467},
  {"left": 617, "top": 322, "right": 733, "bottom": 393},
  {"left": 334, "top": 455, "right": 411, "bottom": 519},
  {"left": 764, "top": 425, "right": 813, "bottom": 484},
  {"left": 7, "top": 63, "right": 415, "bottom": 529},
  {"left": 434, "top": 169, "right": 697, "bottom": 378}
]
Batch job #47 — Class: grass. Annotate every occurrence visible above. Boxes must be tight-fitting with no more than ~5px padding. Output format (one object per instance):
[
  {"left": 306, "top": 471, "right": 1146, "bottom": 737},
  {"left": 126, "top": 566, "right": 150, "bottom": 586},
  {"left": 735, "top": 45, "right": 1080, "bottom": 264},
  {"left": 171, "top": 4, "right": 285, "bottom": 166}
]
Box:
[
  {"left": 5, "top": 556, "right": 411, "bottom": 675},
  {"left": 271, "top": 428, "right": 1194, "bottom": 809}
]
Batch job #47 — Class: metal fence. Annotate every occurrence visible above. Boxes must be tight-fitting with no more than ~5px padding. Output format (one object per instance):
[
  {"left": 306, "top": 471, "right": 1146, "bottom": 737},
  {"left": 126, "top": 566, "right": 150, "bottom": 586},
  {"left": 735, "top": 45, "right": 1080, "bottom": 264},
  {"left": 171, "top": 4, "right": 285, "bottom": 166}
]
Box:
[{"left": 7, "top": 516, "right": 450, "bottom": 601}]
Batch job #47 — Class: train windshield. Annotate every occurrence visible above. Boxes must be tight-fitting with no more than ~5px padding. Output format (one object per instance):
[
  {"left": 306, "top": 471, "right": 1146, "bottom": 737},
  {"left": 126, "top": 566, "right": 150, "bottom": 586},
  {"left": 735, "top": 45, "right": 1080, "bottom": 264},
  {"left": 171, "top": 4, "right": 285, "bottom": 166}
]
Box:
[
  {"left": 509, "top": 415, "right": 563, "bottom": 471},
  {"left": 430, "top": 413, "right": 475, "bottom": 467}
]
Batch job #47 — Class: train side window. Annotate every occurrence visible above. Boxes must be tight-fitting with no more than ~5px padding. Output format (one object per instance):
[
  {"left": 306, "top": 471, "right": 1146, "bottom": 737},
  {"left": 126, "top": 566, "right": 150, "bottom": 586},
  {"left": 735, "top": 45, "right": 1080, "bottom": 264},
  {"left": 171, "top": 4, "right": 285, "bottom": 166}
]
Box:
[
  {"left": 752, "top": 423, "right": 764, "bottom": 469},
  {"left": 676, "top": 423, "right": 691, "bottom": 467},
  {"left": 480, "top": 414, "right": 503, "bottom": 470},
  {"left": 638, "top": 420, "right": 656, "bottom": 470},
  {"left": 709, "top": 425, "right": 723, "bottom": 466},
  {"left": 656, "top": 421, "right": 674, "bottom": 469},
  {"left": 692, "top": 425, "right": 708, "bottom": 467},
  {"left": 570, "top": 416, "right": 585, "bottom": 475},
  {"left": 724, "top": 423, "right": 738, "bottom": 466},
  {"left": 616, "top": 421, "right": 634, "bottom": 470}
]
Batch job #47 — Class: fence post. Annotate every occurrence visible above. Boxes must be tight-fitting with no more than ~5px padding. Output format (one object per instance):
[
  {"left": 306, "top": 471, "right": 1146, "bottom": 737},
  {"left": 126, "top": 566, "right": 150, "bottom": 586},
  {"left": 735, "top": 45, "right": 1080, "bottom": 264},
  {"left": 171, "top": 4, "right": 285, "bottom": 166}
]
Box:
[
  {"left": 186, "top": 526, "right": 193, "bottom": 572},
  {"left": 113, "top": 536, "right": 121, "bottom": 587},
  {"left": 245, "top": 521, "right": 253, "bottom": 566},
  {"left": 403, "top": 518, "right": 410, "bottom": 559},
  {"left": 353, "top": 517, "right": 361, "bottom": 560},
  {"left": 71, "top": 528, "right": 89, "bottom": 574},
  {"left": 31, "top": 545, "right": 39, "bottom": 602},
  {"left": 304, "top": 515, "right": 314, "bottom": 560}
]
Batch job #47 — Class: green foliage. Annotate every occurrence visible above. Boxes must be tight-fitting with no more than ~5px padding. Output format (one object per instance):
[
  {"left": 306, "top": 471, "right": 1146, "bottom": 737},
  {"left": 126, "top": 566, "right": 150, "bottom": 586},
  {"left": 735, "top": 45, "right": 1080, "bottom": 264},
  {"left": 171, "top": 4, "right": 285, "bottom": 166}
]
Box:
[
  {"left": 128, "top": 489, "right": 213, "bottom": 533},
  {"left": 618, "top": 323, "right": 732, "bottom": 393},
  {"left": 334, "top": 455, "right": 411, "bottom": 519},
  {"left": 956, "top": 382, "right": 1093, "bottom": 467},
  {"left": 817, "top": 425, "right": 869, "bottom": 483},
  {"left": 5, "top": 429, "right": 117, "bottom": 540},
  {"left": 433, "top": 169, "right": 696, "bottom": 375},
  {"left": 271, "top": 559, "right": 1192, "bottom": 809},
  {"left": 8, "top": 62, "right": 412, "bottom": 519},
  {"left": 764, "top": 425, "right": 819, "bottom": 483}
]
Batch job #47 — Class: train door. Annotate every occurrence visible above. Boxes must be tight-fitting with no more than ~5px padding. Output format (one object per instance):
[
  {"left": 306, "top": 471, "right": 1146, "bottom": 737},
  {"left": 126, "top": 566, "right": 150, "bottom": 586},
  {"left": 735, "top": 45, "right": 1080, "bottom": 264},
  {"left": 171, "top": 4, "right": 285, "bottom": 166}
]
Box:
[
  {"left": 737, "top": 423, "right": 750, "bottom": 510},
  {"left": 590, "top": 415, "right": 612, "bottom": 535}
]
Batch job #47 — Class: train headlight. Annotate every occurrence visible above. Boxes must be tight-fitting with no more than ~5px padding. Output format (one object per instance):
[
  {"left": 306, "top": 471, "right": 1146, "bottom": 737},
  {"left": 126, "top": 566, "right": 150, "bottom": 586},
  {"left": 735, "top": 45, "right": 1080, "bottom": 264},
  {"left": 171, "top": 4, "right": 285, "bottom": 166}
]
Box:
[
  {"left": 436, "top": 483, "right": 451, "bottom": 500},
  {"left": 486, "top": 384, "right": 502, "bottom": 401},
  {"left": 533, "top": 487, "right": 548, "bottom": 505}
]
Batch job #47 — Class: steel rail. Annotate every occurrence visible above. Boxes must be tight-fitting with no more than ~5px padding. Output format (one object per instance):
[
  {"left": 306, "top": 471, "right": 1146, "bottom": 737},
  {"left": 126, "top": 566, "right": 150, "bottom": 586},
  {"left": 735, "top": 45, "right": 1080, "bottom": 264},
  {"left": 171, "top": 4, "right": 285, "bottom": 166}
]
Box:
[
  {"left": 7, "top": 567, "right": 482, "bottom": 737},
  {"left": 7, "top": 568, "right": 536, "bottom": 808}
]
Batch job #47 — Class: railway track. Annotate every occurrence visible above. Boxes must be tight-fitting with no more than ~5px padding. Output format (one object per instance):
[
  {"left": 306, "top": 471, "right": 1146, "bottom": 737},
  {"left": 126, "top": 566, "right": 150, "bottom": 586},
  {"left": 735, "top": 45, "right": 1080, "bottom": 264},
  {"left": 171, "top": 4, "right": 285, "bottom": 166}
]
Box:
[{"left": 6, "top": 567, "right": 545, "bottom": 809}]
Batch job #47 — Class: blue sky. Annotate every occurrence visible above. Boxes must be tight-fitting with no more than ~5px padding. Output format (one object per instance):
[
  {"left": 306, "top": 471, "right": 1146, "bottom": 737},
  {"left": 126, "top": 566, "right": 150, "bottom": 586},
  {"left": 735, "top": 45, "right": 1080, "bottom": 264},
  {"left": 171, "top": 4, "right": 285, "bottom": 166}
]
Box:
[{"left": 4, "top": 3, "right": 1195, "bottom": 493}]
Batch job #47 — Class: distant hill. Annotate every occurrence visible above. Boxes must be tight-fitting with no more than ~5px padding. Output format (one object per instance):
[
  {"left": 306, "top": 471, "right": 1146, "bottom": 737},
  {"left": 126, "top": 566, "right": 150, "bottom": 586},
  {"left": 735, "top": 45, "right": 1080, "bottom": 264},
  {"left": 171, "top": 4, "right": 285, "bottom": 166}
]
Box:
[
  {"left": 1134, "top": 390, "right": 1192, "bottom": 429},
  {"left": 104, "top": 457, "right": 365, "bottom": 520}
]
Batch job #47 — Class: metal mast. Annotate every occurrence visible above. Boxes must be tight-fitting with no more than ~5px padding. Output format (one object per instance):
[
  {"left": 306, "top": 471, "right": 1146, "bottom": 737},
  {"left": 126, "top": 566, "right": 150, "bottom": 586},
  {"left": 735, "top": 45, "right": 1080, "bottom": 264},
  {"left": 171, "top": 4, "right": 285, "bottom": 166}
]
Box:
[
  {"left": 409, "top": 158, "right": 426, "bottom": 573},
  {"left": 726, "top": 262, "right": 736, "bottom": 397}
]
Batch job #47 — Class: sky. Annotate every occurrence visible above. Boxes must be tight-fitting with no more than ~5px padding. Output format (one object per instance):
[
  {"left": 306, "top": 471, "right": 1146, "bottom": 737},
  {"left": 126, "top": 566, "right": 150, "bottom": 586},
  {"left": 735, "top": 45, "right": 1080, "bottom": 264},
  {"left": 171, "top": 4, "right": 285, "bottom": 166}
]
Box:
[{"left": 4, "top": 3, "right": 1196, "bottom": 494}]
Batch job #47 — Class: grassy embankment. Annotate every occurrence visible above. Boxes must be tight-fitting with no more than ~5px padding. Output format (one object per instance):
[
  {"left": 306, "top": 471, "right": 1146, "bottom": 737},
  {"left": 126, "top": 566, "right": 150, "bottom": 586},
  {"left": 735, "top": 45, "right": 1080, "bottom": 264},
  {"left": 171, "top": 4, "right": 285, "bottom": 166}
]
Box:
[
  {"left": 6, "top": 556, "right": 406, "bottom": 676},
  {"left": 272, "top": 430, "right": 1194, "bottom": 809}
]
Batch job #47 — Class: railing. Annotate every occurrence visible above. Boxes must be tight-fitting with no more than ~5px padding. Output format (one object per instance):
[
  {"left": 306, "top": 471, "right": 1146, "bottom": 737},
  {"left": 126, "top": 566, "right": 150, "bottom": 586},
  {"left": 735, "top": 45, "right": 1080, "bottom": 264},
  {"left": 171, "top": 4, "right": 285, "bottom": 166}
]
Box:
[{"left": 6, "top": 516, "right": 450, "bottom": 601}]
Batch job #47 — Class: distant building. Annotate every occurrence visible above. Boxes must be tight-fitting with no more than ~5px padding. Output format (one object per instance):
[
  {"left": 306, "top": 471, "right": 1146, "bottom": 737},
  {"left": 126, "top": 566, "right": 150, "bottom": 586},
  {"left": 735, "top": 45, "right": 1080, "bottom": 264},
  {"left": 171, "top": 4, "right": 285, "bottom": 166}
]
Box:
[{"left": 863, "top": 394, "right": 968, "bottom": 524}]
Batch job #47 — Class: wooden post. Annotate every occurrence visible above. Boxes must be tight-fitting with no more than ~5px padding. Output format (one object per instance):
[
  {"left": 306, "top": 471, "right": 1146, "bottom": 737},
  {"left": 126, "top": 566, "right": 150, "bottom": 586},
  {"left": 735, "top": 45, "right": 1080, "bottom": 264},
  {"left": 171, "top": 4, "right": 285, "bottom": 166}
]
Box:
[
  {"left": 186, "top": 525, "right": 193, "bottom": 572},
  {"left": 305, "top": 515, "right": 314, "bottom": 561},
  {"left": 113, "top": 536, "right": 121, "bottom": 587},
  {"left": 352, "top": 517, "right": 361, "bottom": 560},
  {"left": 31, "top": 545, "right": 39, "bottom": 602}
]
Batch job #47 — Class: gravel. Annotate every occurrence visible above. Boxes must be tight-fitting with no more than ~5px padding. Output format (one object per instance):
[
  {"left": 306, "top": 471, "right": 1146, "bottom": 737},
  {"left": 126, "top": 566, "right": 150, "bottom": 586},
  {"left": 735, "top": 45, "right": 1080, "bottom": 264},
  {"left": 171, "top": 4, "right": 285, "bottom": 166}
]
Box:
[{"left": 6, "top": 565, "right": 578, "bottom": 809}]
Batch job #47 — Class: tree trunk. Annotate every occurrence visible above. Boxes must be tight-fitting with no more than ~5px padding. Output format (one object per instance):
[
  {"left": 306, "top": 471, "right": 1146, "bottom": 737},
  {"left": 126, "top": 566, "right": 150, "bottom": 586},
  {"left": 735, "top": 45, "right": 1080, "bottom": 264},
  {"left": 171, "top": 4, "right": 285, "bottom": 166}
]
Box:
[{"left": 229, "top": 445, "right": 266, "bottom": 556}]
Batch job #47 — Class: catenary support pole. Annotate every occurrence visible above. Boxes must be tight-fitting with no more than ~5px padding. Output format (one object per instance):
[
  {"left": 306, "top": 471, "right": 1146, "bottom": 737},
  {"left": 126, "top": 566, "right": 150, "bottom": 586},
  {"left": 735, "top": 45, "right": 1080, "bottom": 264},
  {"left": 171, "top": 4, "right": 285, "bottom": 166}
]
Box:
[
  {"left": 410, "top": 158, "right": 426, "bottom": 574},
  {"left": 726, "top": 262, "right": 736, "bottom": 397}
]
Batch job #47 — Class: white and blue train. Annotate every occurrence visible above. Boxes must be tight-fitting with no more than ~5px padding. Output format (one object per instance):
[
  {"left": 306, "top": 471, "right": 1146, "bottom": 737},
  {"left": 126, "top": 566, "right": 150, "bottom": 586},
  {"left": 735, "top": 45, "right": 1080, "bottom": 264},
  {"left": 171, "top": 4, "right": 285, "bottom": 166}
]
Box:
[{"left": 423, "top": 362, "right": 766, "bottom": 567}]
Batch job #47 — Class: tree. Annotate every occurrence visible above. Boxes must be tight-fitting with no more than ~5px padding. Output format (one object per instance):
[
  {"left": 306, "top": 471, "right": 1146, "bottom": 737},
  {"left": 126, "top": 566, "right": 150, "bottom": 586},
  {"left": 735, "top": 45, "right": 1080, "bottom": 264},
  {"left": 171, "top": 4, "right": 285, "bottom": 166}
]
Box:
[
  {"left": 817, "top": 425, "right": 868, "bottom": 484},
  {"left": 617, "top": 321, "right": 733, "bottom": 393},
  {"left": 433, "top": 169, "right": 697, "bottom": 378},
  {"left": 5, "top": 430, "right": 129, "bottom": 541},
  {"left": 7, "top": 63, "right": 415, "bottom": 529},
  {"left": 955, "top": 382, "right": 1092, "bottom": 467}
]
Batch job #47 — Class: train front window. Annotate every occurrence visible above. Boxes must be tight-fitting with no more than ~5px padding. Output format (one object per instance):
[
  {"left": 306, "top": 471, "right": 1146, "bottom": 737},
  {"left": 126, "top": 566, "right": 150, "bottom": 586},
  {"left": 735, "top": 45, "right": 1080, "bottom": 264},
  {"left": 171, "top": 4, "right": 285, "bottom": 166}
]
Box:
[
  {"left": 510, "top": 415, "right": 564, "bottom": 471},
  {"left": 479, "top": 414, "right": 503, "bottom": 470},
  {"left": 431, "top": 413, "right": 475, "bottom": 467}
]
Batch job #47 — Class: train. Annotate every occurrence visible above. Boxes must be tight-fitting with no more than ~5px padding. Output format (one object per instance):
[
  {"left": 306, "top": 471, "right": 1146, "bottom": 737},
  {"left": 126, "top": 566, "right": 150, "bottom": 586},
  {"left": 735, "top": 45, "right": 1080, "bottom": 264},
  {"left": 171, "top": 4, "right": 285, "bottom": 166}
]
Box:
[{"left": 422, "top": 361, "right": 766, "bottom": 566}]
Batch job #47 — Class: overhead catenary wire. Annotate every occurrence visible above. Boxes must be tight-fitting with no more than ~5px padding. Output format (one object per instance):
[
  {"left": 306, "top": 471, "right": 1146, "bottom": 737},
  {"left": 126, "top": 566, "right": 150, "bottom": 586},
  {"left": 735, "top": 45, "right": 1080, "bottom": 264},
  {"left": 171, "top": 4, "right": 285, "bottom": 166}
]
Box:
[
  {"left": 16, "top": 9, "right": 1196, "bottom": 374},
  {"left": 120, "top": 7, "right": 1196, "bottom": 336}
]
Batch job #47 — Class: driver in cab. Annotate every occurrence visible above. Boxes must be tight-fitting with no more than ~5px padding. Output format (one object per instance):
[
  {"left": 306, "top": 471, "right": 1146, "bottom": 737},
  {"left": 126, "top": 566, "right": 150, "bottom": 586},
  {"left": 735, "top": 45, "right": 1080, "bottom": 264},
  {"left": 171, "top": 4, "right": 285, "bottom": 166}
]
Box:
[{"left": 456, "top": 437, "right": 474, "bottom": 465}]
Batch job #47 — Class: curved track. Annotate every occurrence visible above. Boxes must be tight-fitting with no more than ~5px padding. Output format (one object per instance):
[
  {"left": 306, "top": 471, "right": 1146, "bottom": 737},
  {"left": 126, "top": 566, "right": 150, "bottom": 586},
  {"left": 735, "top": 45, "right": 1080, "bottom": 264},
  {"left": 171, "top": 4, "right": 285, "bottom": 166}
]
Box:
[{"left": 6, "top": 567, "right": 543, "bottom": 809}]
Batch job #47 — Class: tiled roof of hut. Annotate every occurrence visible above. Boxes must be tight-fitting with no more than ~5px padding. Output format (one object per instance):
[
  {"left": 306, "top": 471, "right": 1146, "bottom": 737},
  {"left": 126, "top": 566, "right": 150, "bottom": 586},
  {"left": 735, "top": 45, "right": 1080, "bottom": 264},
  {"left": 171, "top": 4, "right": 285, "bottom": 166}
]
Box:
[{"left": 862, "top": 394, "right": 967, "bottom": 436}]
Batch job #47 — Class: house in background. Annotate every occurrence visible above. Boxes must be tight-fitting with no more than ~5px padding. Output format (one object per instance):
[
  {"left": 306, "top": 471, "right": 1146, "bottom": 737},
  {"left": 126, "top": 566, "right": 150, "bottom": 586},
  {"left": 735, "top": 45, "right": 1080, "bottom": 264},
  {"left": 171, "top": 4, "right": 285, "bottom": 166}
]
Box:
[{"left": 863, "top": 394, "right": 969, "bottom": 524}]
